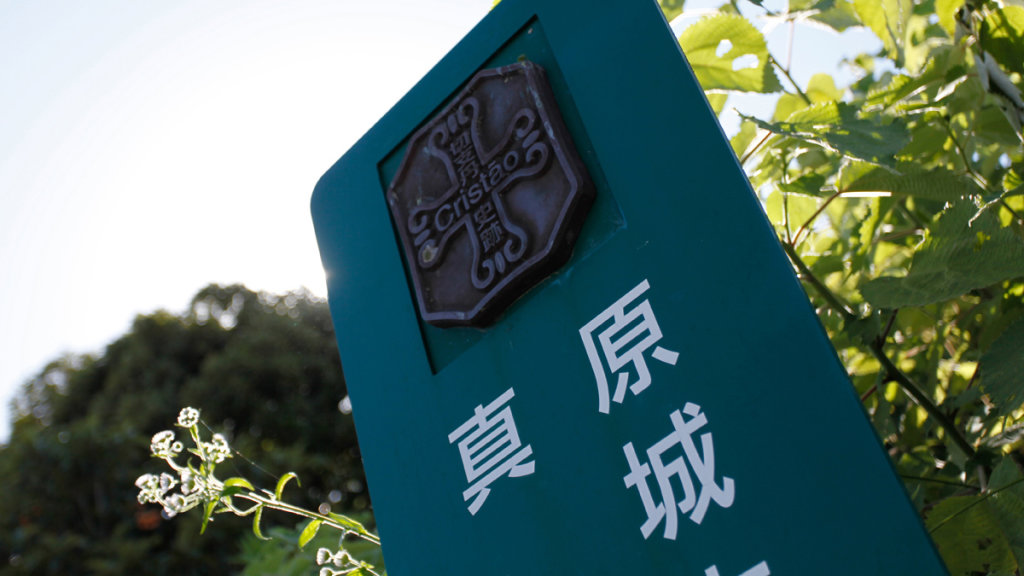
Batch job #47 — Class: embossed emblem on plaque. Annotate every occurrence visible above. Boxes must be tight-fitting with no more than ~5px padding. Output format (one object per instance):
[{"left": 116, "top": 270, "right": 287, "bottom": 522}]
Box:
[{"left": 387, "top": 61, "right": 595, "bottom": 328}]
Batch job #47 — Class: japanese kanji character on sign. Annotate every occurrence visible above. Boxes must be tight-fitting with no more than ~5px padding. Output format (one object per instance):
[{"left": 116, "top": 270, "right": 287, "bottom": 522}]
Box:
[
  {"left": 448, "top": 387, "right": 535, "bottom": 515},
  {"left": 580, "top": 279, "right": 680, "bottom": 414},
  {"left": 623, "top": 403, "right": 735, "bottom": 539}
]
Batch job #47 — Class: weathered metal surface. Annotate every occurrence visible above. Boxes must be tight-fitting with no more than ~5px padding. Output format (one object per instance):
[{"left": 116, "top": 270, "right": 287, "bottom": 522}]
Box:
[{"left": 386, "top": 61, "right": 594, "bottom": 328}]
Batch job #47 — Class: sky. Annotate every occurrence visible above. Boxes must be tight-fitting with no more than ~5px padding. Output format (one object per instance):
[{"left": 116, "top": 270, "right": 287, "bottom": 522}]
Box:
[{"left": 0, "top": 0, "right": 878, "bottom": 442}]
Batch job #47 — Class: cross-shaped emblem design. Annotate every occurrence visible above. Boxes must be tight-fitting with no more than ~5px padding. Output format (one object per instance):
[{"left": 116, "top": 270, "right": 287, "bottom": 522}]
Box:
[{"left": 387, "top": 61, "right": 594, "bottom": 327}]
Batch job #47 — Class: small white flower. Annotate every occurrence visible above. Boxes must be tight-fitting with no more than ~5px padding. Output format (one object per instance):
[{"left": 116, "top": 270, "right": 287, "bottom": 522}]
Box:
[
  {"left": 135, "top": 474, "right": 162, "bottom": 504},
  {"left": 177, "top": 407, "right": 201, "bottom": 428},
  {"left": 163, "top": 493, "right": 187, "bottom": 518},
  {"left": 150, "top": 430, "right": 179, "bottom": 458},
  {"left": 158, "top": 472, "right": 177, "bottom": 493},
  {"left": 315, "top": 548, "right": 354, "bottom": 568},
  {"left": 180, "top": 469, "right": 203, "bottom": 495},
  {"left": 204, "top": 433, "right": 231, "bottom": 463}
]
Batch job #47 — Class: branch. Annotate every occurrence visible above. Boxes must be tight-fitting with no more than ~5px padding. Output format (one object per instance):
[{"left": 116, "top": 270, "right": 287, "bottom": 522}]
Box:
[
  {"left": 770, "top": 55, "right": 812, "bottom": 106},
  {"left": 780, "top": 242, "right": 979, "bottom": 462}
]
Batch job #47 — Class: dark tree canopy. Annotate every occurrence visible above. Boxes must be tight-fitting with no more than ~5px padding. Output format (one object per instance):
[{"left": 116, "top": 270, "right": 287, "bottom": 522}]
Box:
[{"left": 0, "top": 284, "right": 366, "bottom": 576}]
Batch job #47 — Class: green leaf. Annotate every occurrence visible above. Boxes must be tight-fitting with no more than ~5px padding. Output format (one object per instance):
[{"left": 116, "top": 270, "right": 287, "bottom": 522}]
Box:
[
  {"left": 765, "top": 190, "right": 820, "bottom": 230},
  {"left": 706, "top": 92, "right": 728, "bottom": 115},
  {"left": 659, "top": 0, "right": 685, "bottom": 21},
  {"left": 853, "top": 0, "right": 912, "bottom": 66},
  {"left": 773, "top": 93, "right": 808, "bottom": 122},
  {"left": 200, "top": 500, "right": 217, "bottom": 535},
  {"left": 981, "top": 6, "right": 1024, "bottom": 78},
  {"left": 299, "top": 518, "right": 323, "bottom": 548},
  {"left": 861, "top": 201, "right": 1024, "bottom": 308},
  {"left": 678, "top": 14, "right": 783, "bottom": 93},
  {"left": 928, "top": 488, "right": 1022, "bottom": 574},
  {"left": 274, "top": 471, "right": 299, "bottom": 500},
  {"left": 935, "top": 0, "right": 965, "bottom": 37},
  {"left": 805, "top": 73, "right": 843, "bottom": 103},
  {"left": 744, "top": 102, "right": 910, "bottom": 166},
  {"left": 865, "top": 51, "right": 961, "bottom": 110},
  {"left": 779, "top": 172, "right": 828, "bottom": 197},
  {"left": 252, "top": 505, "right": 272, "bottom": 541},
  {"left": 220, "top": 476, "right": 255, "bottom": 499},
  {"left": 329, "top": 512, "right": 374, "bottom": 537},
  {"left": 981, "top": 318, "right": 1024, "bottom": 414},
  {"left": 730, "top": 120, "right": 758, "bottom": 159},
  {"left": 789, "top": 0, "right": 862, "bottom": 31},
  {"left": 842, "top": 162, "right": 982, "bottom": 201},
  {"left": 1004, "top": 167, "right": 1024, "bottom": 195},
  {"left": 224, "top": 476, "right": 255, "bottom": 491}
]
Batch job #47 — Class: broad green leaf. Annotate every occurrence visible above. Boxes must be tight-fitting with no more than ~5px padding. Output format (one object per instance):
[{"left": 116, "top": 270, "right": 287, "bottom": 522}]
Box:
[
  {"left": 982, "top": 6, "right": 1024, "bottom": 78},
  {"left": 779, "top": 172, "right": 828, "bottom": 197},
  {"left": 806, "top": 73, "right": 843, "bottom": 102},
  {"left": 1005, "top": 167, "right": 1024, "bottom": 195},
  {"left": 861, "top": 201, "right": 1024, "bottom": 308},
  {"left": 789, "top": 0, "right": 862, "bottom": 31},
  {"left": 928, "top": 461, "right": 1024, "bottom": 574},
  {"left": 989, "top": 460, "right": 1024, "bottom": 570},
  {"left": 936, "top": 0, "right": 965, "bottom": 36},
  {"left": 865, "top": 47, "right": 965, "bottom": 110},
  {"left": 730, "top": 120, "right": 758, "bottom": 159},
  {"left": 899, "top": 122, "right": 951, "bottom": 161},
  {"left": 659, "top": 0, "right": 685, "bottom": 21},
  {"left": 275, "top": 471, "right": 299, "bottom": 500},
  {"left": 981, "top": 318, "right": 1024, "bottom": 414},
  {"left": 854, "top": 0, "right": 912, "bottom": 65},
  {"left": 773, "top": 93, "right": 808, "bottom": 122},
  {"left": 843, "top": 162, "right": 982, "bottom": 201},
  {"left": 678, "top": 14, "right": 783, "bottom": 93},
  {"left": 744, "top": 102, "right": 910, "bottom": 166},
  {"left": 299, "top": 518, "right": 323, "bottom": 548},
  {"left": 774, "top": 75, "right": 842, "bottom": 121}
]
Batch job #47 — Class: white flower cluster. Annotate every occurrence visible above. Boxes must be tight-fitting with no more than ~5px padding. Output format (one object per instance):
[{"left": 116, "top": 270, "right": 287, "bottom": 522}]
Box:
[
  {"left": 150, "top": 430, "right": 183, "bottom": 459},
  {"left": 177, "top": 407, "right": 201, "bottom": 428},
  {"left": 134, "top": 468, "right": 207, "bottom": 518},
  {"left": 135, "top": 407, "right": 228, "bottom": 518},
  {"left": 203, "top": 433, "right": 231, "bottom": 464},
  {"left": 316, "top": 547, "right": 364, "bottom": 576}
]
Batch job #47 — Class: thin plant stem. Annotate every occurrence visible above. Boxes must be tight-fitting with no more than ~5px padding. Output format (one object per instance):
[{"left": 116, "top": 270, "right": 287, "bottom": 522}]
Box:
[
  {"left": 741, "top": 130, "right": 772, "bottom": 165},
  {"left": 793, "top": 191, "right": 842, "bottom": 247},
  {"left": 770, "top": 55, "right": 812, "bottom": 105}
]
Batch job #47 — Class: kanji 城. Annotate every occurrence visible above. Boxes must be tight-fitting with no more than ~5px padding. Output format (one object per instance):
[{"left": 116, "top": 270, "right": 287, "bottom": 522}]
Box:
[
  {"left": 579, "top": 279, "right": 679, "bottom": 414},
  {"left": 623, "top": 402, "right": 735, "bottom": 539},
  {"left": 448, "top": 387, "right": 535, "bottom": 515}
]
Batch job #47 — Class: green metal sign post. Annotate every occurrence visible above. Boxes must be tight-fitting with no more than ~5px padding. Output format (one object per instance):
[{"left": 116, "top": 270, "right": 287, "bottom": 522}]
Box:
[{"left": 311, "top": 0, "right": 950, "bottom": 574}]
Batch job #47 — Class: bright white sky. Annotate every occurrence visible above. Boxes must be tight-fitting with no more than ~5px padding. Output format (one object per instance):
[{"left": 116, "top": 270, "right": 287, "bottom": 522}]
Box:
[{"left": 0, "top": 0, "right": 877, "bottom": 442}]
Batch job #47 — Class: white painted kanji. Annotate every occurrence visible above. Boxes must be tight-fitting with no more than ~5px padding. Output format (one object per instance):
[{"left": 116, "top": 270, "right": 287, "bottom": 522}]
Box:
[
  {"left": 623, "top": 402, "right": 735, "bottom": 539},
  {"left": 705, "top": 561, "right": 770, "bottom": 576},
  {"left": 448, "top": 387, "right": 535, "bottom": 515},
  {"left": 579, "top": 279, "right": 680, "bottom": 414}
]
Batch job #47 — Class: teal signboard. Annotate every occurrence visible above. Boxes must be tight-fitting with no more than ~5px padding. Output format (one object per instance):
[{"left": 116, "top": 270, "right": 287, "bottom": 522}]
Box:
[{"left": 311, "top": 0, "right": 950, "bottom": 574}]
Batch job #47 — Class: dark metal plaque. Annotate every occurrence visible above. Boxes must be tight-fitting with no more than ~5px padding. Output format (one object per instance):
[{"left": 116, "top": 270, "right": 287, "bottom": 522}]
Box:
[{"left": 387, "top": 61, "right": 594, "bottom": 328}]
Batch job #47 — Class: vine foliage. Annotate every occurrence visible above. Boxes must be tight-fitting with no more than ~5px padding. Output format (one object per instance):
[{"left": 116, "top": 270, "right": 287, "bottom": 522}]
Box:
[{"left": 662, "top": 0, "right": 1024, "bottom": 571}]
